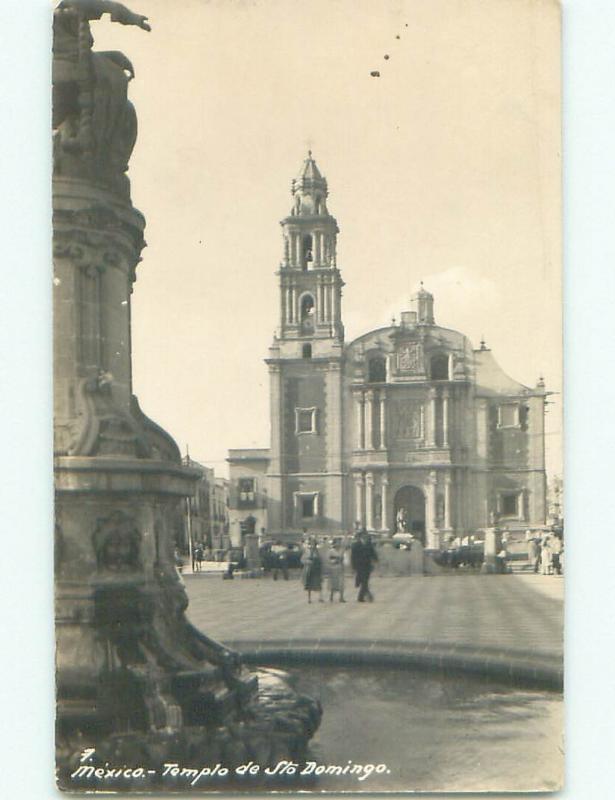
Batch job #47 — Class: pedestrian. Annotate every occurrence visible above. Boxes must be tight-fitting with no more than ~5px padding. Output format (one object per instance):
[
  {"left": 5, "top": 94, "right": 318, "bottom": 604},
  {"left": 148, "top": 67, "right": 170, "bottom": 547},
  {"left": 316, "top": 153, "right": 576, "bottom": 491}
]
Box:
[
  {"left": 550, "top": 533, "right": 563, "bottom": 575},
  {"left": 191, "top": 543, "right": 198, "bottom": 572},
  {"left": 351, "top": 529, "right": 378, "bottom": 602},
  {"left": 527, "top": 535, "right": 539, "bottom": 574},
  {"left": 301, "top": 537, "right": 323, "bottom": 603},
  {"left": 540, "top": 535, "right": 553, "bottom": 575},
  {"left": 194, "top": 543, "right": 204, "bottom": 572},
  {"left": 326, "top": 537, "right": 346, "bottom": 602},
  {"left": 281, "top": 544, "right": 291, "bottom": 580},
  {"left": 272, "top": 542, "right": 290, "bottom": 581}
]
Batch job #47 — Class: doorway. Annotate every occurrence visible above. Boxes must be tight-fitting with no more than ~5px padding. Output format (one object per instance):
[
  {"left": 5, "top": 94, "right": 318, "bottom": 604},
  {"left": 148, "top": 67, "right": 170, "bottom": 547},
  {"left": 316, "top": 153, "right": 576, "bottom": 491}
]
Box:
[{"left": 393, "top": 485, "right": 426, "bottom": 543}]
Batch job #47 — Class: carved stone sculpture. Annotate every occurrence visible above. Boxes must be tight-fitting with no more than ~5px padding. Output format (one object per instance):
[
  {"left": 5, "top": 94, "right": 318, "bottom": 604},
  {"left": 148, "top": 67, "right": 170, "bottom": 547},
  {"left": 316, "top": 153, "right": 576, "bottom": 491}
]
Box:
[{"left": 53, "top": 2, "right": 321, "bottom": 789}]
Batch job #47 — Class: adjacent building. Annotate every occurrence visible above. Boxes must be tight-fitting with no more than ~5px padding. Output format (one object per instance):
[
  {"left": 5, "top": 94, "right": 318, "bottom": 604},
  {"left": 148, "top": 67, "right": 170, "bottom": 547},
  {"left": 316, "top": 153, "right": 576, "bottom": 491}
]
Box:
[
  {"left": 182, "top": 457, "right": 230, "bottom": 552},
  {"left": 230, "top": 153, "right": 548, "bottom": 548},
  {"left": 227, "top": 449, "right": 269, "bottom": 547}
]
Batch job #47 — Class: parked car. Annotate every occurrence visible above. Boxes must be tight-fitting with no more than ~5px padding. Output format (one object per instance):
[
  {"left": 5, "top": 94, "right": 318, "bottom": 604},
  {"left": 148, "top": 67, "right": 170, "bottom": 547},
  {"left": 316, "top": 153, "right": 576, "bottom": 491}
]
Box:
[{"left": 259, "top": 540, "right": 302, "bottom": 570}]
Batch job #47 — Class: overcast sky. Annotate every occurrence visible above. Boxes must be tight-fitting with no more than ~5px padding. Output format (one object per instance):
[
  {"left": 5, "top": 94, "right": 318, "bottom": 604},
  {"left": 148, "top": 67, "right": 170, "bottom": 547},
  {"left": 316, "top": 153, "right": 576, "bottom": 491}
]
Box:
[{"left": 93, "top": 0, "right": 561, "bottom": 478}]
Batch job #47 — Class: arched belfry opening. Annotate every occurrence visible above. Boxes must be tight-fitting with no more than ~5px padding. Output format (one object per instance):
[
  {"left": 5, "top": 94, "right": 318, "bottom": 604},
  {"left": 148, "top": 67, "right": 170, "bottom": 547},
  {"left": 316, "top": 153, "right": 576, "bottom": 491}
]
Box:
[
  {"left": 300, "top": 293, "right": 315, "bottom": 334},
  {"left": 302, "top": 234, "right": 313, "bottom": 269}
]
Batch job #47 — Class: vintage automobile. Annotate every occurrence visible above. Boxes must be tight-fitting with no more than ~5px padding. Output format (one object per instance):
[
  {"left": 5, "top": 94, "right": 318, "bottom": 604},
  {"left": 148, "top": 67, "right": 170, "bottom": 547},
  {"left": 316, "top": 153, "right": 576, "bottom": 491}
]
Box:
[{"left": 259, "top": 540, "right": 303, "bottom": 570}]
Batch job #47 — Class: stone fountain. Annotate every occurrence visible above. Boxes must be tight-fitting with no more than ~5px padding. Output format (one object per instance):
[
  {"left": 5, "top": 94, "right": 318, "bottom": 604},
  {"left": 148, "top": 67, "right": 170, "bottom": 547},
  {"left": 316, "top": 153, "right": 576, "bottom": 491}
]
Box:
[{"left": 53, "top": 1, "right": 320, "bottom": 790}]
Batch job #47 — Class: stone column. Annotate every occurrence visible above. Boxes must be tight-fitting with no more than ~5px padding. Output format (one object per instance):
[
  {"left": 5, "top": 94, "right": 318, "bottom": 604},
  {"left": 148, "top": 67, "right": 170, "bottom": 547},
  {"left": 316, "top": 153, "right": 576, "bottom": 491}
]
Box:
[
  {"left": 269, "top": 363, "right": 282, "bottom": 474},
  {"left": 380, "top": 476, "right": 389, "bottom": 532},
  {"left": 283, "top": 235, "right": 290, "bottom": 266},
  {"left": 331, "top": 278, "right": 337, "bottom": 324},
  {"left": 323, "top": 281, "right": 328, "bottom": 322},
  {"left": 365, "top": 390, "right": 374, "bottom": 450},
  {"left": 289, "top": 232, "right": 296, "bottom": 266},
  {"left": 444, "top": 472, "right": 452, "bottom": 529},
  {"left": 296, "top": 232, "right": 303, "bottom": 267},
  {"left": 365, "top": 472, "right": 374, "bottom": 530},
  {"left": 481, "top": 527, "right": 501, "bottom": 573},
  {"left": 354, "top": 474, "right": 364, "bottom": 527},
  {"left": 427, "top": 387, "right": 437, "bottom": 447},
  {"left": 379, "top": 390, "right": 387, "bottom": 450},
  {"left": 289, "top": 286, "right": 296, "bottom": 323},
  {"left": 442, "top": 388, "right": 449, "bottom": 448},
  {"left": 244, "top": 534, "right": 260, "bottom": 570},
  {"left": 355, "top": 392, "right": 365, "bottom": 450},
  {"left": 425, "top": 470, "right": 438, "bottom": 548},
  {"left": 326, "top": 361, "right": 343, "bottom": 474}
]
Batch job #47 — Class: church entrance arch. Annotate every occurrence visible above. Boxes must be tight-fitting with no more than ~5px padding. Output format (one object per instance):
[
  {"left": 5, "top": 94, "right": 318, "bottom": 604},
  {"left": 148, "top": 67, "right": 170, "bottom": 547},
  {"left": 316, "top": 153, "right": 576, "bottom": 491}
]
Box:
[{"left": 394, "top": 485, "right": 426, "bottom": 543}]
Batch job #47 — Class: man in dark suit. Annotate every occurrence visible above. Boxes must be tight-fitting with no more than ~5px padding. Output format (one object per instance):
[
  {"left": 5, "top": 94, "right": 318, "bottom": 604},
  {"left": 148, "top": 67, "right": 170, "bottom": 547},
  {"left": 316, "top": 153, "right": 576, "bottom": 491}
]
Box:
[{"left": 351, "top": 530, "right": 378, "bottom": 602}]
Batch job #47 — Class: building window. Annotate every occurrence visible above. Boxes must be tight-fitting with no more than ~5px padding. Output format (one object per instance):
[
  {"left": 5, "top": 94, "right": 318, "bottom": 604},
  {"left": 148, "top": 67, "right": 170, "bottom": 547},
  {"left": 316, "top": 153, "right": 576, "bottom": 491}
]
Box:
[
  {"left": 295, "top": 491, "right": 319, "bottom": 520},
  {"left": 302, "top": 496, "right": 315, "bottom": 518},
  {"left": 368, "top": 355, "right": 386, "bottom": 383},
  {"left": 497, "top": 403, "right": 520, "bottom": 429},
  {"left": 295, "top": 407, "right": 317, "bottom": 434},
  {"left": 238, "top": 478, "right": 255, "bottom": 507},
  {"left": 302, "top": 343, "right": 312, "bottom": 359},
  {"left": 430, "top": 354, "right": 449, "bottom": 380},
  {"left": 498, "top": 491, "right": 522, "bottom": 519}
]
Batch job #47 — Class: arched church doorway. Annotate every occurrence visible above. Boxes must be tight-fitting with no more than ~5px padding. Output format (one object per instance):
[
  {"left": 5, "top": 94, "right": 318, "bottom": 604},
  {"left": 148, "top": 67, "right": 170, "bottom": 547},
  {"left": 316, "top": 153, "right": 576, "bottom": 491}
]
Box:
[{"left": 394, "top": 485, "right": 426, "bottom": 543}]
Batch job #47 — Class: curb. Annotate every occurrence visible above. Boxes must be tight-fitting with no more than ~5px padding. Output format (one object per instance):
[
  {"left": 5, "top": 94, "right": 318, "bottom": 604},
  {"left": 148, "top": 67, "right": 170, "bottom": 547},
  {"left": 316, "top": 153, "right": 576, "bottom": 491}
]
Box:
[{"left": 221, "top": 638, "right": 563, "bottom": 691}]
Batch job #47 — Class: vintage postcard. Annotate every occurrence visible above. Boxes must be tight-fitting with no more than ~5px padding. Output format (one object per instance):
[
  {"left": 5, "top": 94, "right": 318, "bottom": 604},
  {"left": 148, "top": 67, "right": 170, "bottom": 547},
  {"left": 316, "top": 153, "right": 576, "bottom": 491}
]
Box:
[{"left": 53, "top": 0, "right": 562, "bottom": 792}]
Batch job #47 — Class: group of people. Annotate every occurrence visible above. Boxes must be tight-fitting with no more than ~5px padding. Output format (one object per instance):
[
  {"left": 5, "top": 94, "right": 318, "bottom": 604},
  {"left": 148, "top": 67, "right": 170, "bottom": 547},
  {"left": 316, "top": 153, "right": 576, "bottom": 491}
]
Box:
[
  {"left": 301, "top": 529, "right": 379, "bottom": 604},
  {"left": 527, "top": 530, "right": 564, "bottom": 575}
]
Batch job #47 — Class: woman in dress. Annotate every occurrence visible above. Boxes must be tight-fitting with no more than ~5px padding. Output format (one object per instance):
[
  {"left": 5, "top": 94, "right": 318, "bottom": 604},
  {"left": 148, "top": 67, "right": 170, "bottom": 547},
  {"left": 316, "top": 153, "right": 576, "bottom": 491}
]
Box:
[
  {"left": 326, "top": 537, "right": 346, "bottom": 602},
  {"left": 301, "top": 537, "right": 323, "bottom": 604}
]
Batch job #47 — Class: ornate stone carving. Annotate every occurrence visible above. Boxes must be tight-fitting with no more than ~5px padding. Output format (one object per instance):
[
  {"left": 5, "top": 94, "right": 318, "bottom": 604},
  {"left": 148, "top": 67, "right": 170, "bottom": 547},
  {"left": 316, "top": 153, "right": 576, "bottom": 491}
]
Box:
[
  {"left": 397, "top": 341, "right": 423, "bottom": 374},
  {"left": 93, "top": 510, "right": 141, "bottom": 572},
  {"left": 62, "top": 373, "right": 148, "bottom": 457},
  {"left": 54, "top": 4, "right": 321, "bottom": 786},
  {"left": 53, "top": 1, "right": 150, "bottom": 197},
  {"left": 392, "top": 401, "right": 424, "bottom": 440}
]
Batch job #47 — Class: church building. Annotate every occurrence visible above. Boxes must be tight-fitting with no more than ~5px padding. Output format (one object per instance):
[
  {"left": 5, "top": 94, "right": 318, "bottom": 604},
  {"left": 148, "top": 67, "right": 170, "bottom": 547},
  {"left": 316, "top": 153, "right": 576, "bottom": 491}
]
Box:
[{"left": 228, "top": 154, "right": 548, "bottom": 549}]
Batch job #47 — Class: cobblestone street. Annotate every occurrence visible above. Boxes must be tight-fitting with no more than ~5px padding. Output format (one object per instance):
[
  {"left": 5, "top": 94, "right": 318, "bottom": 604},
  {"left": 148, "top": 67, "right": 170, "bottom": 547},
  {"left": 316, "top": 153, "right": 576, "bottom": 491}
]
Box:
[{"left": 185, "top": 573, "right": 563, "bottom": 662}]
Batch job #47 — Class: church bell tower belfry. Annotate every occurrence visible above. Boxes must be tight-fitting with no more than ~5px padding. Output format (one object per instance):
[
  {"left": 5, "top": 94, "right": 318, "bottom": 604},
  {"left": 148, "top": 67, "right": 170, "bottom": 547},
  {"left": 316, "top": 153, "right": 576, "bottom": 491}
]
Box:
[
  {"left": 277, "top": 152, "right": 344, "bottom": 352},
  {"left": 267, "top": 153, "right": 345, "bottom": 537}
]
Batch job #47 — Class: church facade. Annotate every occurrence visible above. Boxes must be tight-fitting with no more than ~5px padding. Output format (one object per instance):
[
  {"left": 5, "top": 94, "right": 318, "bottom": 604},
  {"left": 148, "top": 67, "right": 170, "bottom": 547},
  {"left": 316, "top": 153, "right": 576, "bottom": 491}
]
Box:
[{"left": 229, "top": 154, "right": 547, "bottom": 549}]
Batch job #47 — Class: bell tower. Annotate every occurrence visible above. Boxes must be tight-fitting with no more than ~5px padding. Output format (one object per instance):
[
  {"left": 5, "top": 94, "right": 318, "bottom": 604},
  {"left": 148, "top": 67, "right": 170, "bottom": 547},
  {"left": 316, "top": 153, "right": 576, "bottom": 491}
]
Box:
[
  {"left": 267, "top": 153, "right": 345, "bottom": 537},
  {"left": 276, "top": 152, "right": 344, "bottom": 353}
]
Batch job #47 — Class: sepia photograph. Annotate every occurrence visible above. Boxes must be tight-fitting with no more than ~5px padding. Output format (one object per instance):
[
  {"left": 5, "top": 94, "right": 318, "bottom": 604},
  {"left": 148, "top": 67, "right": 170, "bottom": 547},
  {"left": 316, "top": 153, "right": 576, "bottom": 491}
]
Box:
[{"left": 52, "top": 0, "right": 563, "bottom": 792}]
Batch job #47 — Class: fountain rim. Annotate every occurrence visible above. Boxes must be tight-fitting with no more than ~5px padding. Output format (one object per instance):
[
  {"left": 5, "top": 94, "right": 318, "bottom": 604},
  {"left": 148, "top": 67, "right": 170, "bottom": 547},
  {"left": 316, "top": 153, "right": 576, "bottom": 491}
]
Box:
[{"left": 219, "top": 638, "right": 563, "bottom": 691}]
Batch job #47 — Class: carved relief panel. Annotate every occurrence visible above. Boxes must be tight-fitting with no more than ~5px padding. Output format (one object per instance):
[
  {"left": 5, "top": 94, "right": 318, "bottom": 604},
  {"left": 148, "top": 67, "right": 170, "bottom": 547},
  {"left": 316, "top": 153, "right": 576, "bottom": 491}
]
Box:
[
  {"left": 397, "top": 342, "right": 424, "bottom": 375},
  {"left": 390, "top": 400, "right": 425, "bottom": 441}
]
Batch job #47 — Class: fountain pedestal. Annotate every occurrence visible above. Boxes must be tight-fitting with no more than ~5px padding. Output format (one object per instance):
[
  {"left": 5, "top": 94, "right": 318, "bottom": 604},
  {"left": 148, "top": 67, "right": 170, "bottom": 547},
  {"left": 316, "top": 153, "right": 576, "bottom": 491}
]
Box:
[{"left": 53, "top": 2, "right": 320, "bottom": 789}]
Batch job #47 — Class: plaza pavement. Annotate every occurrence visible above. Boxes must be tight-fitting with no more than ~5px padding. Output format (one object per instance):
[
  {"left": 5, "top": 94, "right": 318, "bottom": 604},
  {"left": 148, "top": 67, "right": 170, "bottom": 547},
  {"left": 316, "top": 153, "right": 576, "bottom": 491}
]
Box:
[{"left": 185, "top": 572, "right": 564, "bottom": 687}]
